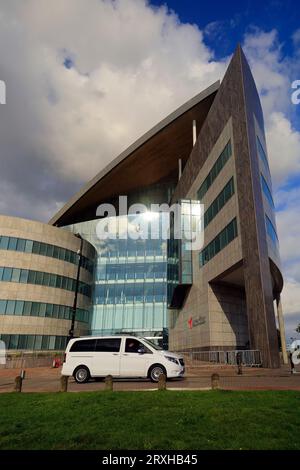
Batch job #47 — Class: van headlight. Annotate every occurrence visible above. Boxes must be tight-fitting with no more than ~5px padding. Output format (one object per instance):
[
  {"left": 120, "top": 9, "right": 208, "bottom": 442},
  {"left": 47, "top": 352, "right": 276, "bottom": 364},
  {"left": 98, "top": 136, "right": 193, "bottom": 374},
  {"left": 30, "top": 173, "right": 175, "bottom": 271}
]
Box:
[{"left": 164, "top": 356, "right": 178, "bottom": 364}]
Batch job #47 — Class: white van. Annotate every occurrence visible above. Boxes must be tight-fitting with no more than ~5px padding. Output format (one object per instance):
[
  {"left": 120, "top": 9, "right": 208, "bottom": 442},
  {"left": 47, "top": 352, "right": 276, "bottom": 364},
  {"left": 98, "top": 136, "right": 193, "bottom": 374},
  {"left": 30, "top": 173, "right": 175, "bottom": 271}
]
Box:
[{"left": 62, "top": 335, "right": 185, "bottom": 383}]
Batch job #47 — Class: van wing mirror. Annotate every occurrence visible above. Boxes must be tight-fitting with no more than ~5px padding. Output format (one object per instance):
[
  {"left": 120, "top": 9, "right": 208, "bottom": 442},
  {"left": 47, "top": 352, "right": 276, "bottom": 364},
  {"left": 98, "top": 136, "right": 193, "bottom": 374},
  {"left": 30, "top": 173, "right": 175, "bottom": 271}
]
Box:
[{"left": 137, "top": 348, "right": 145, "bottom": 354}]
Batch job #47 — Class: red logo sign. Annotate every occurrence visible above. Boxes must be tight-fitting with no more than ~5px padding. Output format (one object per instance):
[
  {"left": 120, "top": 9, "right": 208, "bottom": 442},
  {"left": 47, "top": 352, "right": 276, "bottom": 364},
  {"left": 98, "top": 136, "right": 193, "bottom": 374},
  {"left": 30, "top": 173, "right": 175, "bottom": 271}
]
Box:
[{"left": 188, "top": 317, "right": 193, "bottom": 329}]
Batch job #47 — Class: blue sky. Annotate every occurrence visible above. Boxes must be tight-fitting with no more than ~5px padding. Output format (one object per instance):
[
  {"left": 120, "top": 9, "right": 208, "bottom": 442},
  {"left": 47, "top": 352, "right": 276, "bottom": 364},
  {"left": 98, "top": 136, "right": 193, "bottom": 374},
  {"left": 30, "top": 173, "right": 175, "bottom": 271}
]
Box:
[{"left": 151, "top": 0, "right": 299, "bottom": 56}]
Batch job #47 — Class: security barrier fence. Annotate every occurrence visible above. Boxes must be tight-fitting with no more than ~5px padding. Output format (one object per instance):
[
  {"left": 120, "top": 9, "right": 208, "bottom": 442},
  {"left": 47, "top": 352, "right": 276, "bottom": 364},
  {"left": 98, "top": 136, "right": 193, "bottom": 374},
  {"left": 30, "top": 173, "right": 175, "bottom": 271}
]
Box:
[
  {"left": 0, "top": 351, "right": 64, "bottom": 369},
  {"left": 0, "top": 349, "right": 262, "bottom": 369},
  {"left": 175, "top": 350, "right": 262, "bottom": 367}
]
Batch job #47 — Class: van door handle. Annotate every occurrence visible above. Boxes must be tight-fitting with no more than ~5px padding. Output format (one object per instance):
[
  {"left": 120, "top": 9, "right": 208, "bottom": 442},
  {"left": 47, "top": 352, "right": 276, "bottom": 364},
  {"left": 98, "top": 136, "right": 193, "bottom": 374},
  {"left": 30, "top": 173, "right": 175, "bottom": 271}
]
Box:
[
  {"left": 113, "top": 353, "right": 119, "bottom": 356},
  {"left": 123, "top": 353, "right": 129, "bottom": 356}
]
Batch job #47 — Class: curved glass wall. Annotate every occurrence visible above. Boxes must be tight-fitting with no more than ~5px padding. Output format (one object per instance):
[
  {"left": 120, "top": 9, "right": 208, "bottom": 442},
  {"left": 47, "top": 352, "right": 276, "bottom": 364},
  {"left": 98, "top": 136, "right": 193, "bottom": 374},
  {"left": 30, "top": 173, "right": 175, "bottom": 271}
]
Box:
[
  {"left": 0, "top": 299, "right": 89, "bottom": 323},
  {"left": 65, "top": 212, "right": 169, "bottom": 346},
  {"left": 0, "top": 235, "right": 94, "bottom": 273},
  {"left": 0, "top": 266, "right": 92, "bottom": 298},
  {"left": 0, "top": 333, "right": 67, "bottom": 350}
]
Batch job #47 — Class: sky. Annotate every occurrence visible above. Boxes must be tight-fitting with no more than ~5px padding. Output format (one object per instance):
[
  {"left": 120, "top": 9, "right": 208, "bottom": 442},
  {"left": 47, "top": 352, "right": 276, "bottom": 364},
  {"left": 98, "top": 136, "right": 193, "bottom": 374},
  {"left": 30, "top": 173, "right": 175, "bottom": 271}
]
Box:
[{"left": 0, "top": 0, "right": 299, "bottom": 341}]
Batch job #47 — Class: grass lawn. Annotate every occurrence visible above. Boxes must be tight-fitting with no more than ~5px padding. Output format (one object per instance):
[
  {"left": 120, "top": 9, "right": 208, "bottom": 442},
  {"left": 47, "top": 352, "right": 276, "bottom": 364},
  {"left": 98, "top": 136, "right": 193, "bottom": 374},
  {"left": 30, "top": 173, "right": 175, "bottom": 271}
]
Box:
[{"left": 0, "top": 390, "right": 299, "bottom": 450}]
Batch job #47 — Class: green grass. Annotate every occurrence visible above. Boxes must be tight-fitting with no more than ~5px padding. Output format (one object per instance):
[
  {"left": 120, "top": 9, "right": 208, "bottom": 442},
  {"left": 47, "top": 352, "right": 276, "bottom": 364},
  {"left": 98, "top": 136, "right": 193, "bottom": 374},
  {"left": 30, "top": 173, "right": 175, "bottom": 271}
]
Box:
[{"left": 0, "top": 390, "right": 299, "bottom": 450}]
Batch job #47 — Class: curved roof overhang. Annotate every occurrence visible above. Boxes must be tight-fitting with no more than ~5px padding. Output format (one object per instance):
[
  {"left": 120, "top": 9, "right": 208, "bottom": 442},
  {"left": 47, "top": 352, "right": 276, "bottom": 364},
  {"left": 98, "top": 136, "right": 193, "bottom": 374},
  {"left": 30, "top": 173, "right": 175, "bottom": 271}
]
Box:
[{"left": 50, "top": 81, "right": 220, "bottom": 227}]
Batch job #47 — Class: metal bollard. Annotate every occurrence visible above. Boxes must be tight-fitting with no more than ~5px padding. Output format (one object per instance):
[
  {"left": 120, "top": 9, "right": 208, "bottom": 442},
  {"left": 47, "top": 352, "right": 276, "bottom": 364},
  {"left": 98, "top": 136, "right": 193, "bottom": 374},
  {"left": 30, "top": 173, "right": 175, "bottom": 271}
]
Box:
[
  {"left": 14, "top": 376, "right": 23, "bottom": 392},
  {"left": 60, "top": 375, "right": 69, "bottom": 392},
  {"left": 158, "top": 373, "right": 167, "bottom": 391},
  {"left": 104, "top": 375, "right": 113, "bottom": 391},
  {"left": 211, "top": 373, "right": 220, "bottom": 390}
]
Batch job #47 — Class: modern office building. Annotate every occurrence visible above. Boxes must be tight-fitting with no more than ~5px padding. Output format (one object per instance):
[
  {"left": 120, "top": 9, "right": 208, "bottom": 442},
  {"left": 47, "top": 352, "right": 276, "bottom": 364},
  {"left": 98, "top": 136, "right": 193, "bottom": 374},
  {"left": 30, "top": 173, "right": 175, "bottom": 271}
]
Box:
[
  {"left": 0, "top": 215, "right": 95, "bottom": 350},
  {"left": 0, "top": 46, "right": 286, "bottom": 367}
]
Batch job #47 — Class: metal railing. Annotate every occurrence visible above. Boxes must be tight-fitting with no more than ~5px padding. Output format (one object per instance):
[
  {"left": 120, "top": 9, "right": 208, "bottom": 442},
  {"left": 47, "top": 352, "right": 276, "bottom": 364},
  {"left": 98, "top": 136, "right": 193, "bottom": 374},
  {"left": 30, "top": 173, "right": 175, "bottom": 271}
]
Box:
[
  {"left": 175, "top": 350, "right": 262, "bottom": 367},
  {"left": 0, "top": 351, "right": 64, "bottom": 369}
]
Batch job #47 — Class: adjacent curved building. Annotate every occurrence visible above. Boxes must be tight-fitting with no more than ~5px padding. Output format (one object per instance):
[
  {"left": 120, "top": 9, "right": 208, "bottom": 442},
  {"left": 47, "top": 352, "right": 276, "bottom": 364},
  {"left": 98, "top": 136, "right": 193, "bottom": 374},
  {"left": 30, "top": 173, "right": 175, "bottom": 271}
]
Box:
[
  {"left": 0, "top": 216, "right": 95, "bottom": 350},
  {"left": 0, "top": 46, "right": 286, "bottom": 367}
]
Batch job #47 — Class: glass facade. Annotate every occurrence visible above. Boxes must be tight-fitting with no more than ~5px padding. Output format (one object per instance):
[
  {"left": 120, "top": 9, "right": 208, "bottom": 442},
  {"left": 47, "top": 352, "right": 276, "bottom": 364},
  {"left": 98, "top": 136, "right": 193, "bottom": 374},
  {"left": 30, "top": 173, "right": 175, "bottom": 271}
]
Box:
[
  {"left": 0, "top": 334, "right": 67, "bottom": 350},
  {"left": 265, "top": 215, "right": 279, "bottom": 246},
  {"left": 261, "top": 174, "right": 275, "bottom": 209},
  {"left": 167, "top": 200, "right": 201, "bottom": 308},
  {"left": 65, "top": 212, "right": 169, "bottom": 345},
  {"left": 0, "top": 235, "right": 93, "bottom": 273},
  {"left": 204, "top": 177, "right": 235, "bottom": 228},
  {"left": 197, "top": 140, "right": 232, "bottom": 200},
  {"left": 0, "top": 266, "right": 92, "bottom": 298},
  {"left": 0, "top": 299, "right": 89, "bottom": 322},
  {"left": 199, "top": 218, "right": 238, "bottom": 266},
  {"left": 257, "top": 136, "right": 270, "bottom": 174}
]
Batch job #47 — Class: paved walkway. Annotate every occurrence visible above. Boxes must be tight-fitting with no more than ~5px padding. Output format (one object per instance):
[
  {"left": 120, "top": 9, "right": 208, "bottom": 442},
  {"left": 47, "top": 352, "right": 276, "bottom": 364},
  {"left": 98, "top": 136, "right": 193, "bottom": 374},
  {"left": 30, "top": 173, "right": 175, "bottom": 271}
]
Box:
[{"left": 0, "top": 364, "right": 299, "bottom": 393}]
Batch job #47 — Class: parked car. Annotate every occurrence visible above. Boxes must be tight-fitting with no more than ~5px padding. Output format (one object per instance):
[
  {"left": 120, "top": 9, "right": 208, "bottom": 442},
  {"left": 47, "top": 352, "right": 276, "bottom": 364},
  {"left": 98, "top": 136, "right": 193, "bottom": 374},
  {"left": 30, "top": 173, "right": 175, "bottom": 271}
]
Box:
[{"left": 62, "top": 335, "right": 185, "bottom": 383}]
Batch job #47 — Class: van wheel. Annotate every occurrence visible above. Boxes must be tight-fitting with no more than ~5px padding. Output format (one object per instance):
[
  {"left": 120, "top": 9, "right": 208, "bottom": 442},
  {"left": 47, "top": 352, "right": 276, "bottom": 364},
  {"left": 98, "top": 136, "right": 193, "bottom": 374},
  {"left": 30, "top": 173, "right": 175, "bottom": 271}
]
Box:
[
  {"left": 74, "top": 366, "right": 90, "bottom": 384},
  {"left": 149, "top": 365, "right": 166, "bottom": 383}
]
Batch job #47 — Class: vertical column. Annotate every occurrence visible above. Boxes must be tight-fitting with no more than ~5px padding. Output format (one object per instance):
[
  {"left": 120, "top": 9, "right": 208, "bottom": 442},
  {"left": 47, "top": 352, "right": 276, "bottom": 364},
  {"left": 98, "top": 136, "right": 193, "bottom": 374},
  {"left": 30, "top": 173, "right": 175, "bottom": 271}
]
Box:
[{"left": 276, "top": 294, "right": 288, "bottom": 365}]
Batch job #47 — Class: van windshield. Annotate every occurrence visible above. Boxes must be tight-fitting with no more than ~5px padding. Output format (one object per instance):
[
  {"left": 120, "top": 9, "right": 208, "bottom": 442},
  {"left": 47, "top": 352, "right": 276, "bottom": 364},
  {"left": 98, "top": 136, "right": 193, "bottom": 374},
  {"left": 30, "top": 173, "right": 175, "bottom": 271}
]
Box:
[{"left": 141, "top": 338, "right": 163, "bottom": 351}]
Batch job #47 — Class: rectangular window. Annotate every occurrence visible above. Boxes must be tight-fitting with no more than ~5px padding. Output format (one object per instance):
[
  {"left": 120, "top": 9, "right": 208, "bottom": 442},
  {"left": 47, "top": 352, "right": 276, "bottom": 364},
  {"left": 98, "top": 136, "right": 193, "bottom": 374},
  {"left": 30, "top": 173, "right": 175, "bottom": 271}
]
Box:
[
  {"left": 261, "top": 174, "right": 275, "bottom": 208},
  {"left": 16, "top": 239, "right": 26, "bottom": 252},
  {"left": 70, "top": 339, "right": 96, "bottom": 352},
  {"left": 265, "top": 215, "right": 279, "bottom": 246},
  {"left": 39, "top": 303, "right": 47, "bottom": 317},
  {"left": 15, "top": 301, "right": 24, "bottom": 315},
  {"left": 95, "top": 338, "right": 121, "bottom": 352},
  {"left": 23, "top": 302, "right": 32, "bottom": 315},
  {"left": 20, "top": 269, "right": 29, "bottom": 283},
  {"left": 2, "top": 268, "right": 12, "bottom": 282},
  {"left": 24, "top": 240, "right": 33, "bottom": 253},
  {"left": 26, "top": 335, "right": 35, "bottom": 350},
  {"left": 0, "top": 236, "right": 9, "bottom": 250},
  {"left": 199, "top": 218, "right": 238, "bottom": 266},
  {"left": 257, "top": 136, "right": 270, "bottom": 174},
  {"left": 32, "top": 241, "right": 40, "bottom": 254},
  {"left": 6, "top": 300, "right": 16, "bottom": 315},
  {"left": 8, "top": 237, "right": 18, "bottom": 251},
  {"left": 204, "top": 177, "right": 234, "bottom": 228},
  {"left": 0, "top": 300, "right": 7, "bottom": 314},
  {"left": 197, "top": 140, "right": 232, "bottom": 200},
  {"left": 45, "top": 303, "right": 53, "bottom": 318},
  {"left": 11, "top": 268, "right": 21, "bottom": 283},
  {"left": 28, "top": 270, "right": 36, "bottom": 284},
  {"left": 39, "top": 243, "right": 47, "bottom": 256},
  {"left": 35, "top": 271, "right": 44, "bottom": 285}
]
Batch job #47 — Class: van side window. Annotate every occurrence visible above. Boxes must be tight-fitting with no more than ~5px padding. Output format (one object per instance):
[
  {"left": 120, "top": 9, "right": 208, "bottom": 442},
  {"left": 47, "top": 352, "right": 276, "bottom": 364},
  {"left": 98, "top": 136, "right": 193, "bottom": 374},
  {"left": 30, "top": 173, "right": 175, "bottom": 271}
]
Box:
[
  {"left": 125, "top": 339, "right": 151, "bottom": 354},
  {"left": 95, "top": 338, "right": 121, "bottom": 352},
  {"left": 70, "top": 339, "right": 96, "bottom": 352}
]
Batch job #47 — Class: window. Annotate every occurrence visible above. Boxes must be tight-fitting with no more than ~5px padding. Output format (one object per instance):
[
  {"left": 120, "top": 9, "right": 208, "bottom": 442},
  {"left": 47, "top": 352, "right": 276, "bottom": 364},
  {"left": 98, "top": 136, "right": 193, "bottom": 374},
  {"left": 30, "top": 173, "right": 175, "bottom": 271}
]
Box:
[
  {"left": 8, "top": 237, "right": 18, "bottom": 251},
  {"left": 199, "top": 218, "right": 238, "bottom": 266},
  {"left": 11, "top": 268, "right": 21, "bottom": 283},
  {"left": 70, "top": 339, "right": 96, "bottom": 352},
  {"left": 0, "top": 235, "right": 94, "bottom": 273},
  {"left": 265, "top": 215, "right": 279, "bottom": 246},
  {"left": 15, "top": 301, "right": 24, "bottom": 315},
  {"left": 0, "top": 236, "right": 9, "bottom": 250},
  {"left": 125, "top": 338, "right": 148, "bottom": 353},
  {"left": 6, "top": 300, "right": 16, "bottom": 315},
  {"left": 95, "top": 338, "right": 121, "bottom": 352},
  {"left": 0, "top": 300, "right": 7, "bottom": 314},
  {"left": 257, "top": 136, "right": 270, "bottom": 174},
  {"left": 261, "top": 174, "right": 275, "bottom": 209},
  {"left": 198, "top": 140, "right": 232, "bottom": 200},
  {"left": 2, "top": 268, "right": 12, "bottom": 282},
  {"left": 204, "top": 178, "right": 235, "bottom": 228}
]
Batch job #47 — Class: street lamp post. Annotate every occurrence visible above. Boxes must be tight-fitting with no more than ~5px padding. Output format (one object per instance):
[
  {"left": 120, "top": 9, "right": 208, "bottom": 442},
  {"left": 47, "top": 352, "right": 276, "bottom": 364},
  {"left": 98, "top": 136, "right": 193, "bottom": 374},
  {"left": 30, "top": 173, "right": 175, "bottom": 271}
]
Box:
[{"left": 68, "top": 234, "right": 83, "bottom": 343}]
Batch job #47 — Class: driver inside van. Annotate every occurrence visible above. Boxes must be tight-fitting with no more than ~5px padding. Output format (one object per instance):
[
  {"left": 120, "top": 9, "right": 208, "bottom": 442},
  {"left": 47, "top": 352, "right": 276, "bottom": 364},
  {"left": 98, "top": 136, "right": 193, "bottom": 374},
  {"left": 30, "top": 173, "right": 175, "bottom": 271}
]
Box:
[{"left": 125, "top": 339, "right": 140, "bottom": 353}]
